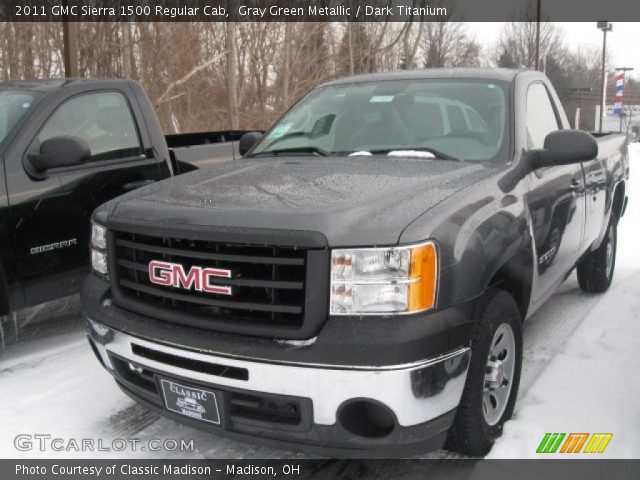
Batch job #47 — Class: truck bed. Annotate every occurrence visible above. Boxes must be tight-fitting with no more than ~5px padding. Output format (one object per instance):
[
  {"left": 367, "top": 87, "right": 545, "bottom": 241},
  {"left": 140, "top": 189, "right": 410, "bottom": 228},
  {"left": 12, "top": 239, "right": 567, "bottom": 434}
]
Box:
[{"left": 166, "top": 130, "right": 250, "bottom": 173}]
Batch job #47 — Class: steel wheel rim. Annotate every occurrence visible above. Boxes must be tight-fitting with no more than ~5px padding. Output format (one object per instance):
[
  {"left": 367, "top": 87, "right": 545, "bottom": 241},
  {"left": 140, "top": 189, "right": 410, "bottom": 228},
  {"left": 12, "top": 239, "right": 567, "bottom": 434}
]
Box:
[
  {"left": 482, "top": 323, "right": 516, "bottom": 426},
  {"left": 606, "top": 224, "right": 615, "bottom": 278}
]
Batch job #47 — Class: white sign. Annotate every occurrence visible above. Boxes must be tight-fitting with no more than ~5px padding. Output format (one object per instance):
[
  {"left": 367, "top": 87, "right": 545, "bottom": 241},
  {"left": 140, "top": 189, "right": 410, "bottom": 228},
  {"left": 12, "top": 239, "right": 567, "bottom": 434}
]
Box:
[{"left": 605, "top": 104, "right": 640, "bottom": 114}]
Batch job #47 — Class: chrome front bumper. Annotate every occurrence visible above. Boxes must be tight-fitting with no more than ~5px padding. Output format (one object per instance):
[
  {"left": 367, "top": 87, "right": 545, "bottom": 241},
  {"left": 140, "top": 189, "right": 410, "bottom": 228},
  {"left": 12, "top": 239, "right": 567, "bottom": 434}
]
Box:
[{"left": 87, "top": 318, "right": 470, "bottom": 427}]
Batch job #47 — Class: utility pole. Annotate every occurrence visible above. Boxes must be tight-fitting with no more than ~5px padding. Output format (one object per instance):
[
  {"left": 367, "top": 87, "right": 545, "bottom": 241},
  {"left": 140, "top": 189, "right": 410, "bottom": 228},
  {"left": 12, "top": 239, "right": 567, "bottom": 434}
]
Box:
[
  {"left": 614, "top": 67, "right": 634, "bottom": 132},
  {"left": 534, "top": 0, "right": 541, "bottom": 70},
  {"left": 62, "top": 21, "right": 79, "bottom": 77},
  {"left": 570, "top": 87, "right": 591, "bottom": 129},
  {"left": 597, "top": 22, "right": 612, "bottom": 132},
  {"left": 225, "top": 22, "right": 239, "bottom": 130}
]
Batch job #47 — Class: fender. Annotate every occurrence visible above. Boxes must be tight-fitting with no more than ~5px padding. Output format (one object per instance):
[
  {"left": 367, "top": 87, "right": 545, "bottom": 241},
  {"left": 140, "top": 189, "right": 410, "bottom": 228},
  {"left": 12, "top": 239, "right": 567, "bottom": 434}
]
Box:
[
  {"left": 589, "top": 138, "right": 629, "bottom": 251},
  {"left": 400, "top": 183, "right": 533, "bottom": 318},
  {"left": 590, "top": 179, "right": 626, "bottom": 253}
]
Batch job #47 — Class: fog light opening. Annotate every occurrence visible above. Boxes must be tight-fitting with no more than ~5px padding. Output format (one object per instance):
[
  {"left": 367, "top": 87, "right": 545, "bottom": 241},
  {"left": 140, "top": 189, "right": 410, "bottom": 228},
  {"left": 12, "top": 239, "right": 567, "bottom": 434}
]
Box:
[{"left": 337, "top": 400, "right": 396, "bottom": 438}]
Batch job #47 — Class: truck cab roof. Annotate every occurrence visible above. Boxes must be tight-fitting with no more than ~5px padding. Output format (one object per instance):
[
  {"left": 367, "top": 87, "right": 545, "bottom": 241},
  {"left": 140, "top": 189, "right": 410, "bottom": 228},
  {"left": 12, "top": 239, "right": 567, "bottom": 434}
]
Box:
[
  {"left": 322, "top": 67, "right": 538, "bottom": 87},
  {"left": 0, "top": 77, "right": 136, "bottom": 93}
]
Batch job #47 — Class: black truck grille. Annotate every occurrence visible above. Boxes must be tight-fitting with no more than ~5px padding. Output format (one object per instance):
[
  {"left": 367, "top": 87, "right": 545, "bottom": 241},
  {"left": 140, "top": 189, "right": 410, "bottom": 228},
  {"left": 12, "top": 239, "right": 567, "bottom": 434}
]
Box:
[{"left": 109, "top": 230, "right": 328, "bottom": 339}]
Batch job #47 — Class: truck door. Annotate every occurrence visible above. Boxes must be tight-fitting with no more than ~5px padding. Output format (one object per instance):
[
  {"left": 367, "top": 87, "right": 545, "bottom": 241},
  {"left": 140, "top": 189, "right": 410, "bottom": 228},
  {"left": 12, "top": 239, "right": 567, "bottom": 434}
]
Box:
[
  {"left": 525, "top": 83, "right": 586, "bottom": 300},
  {"left": 0, "top": 158, "right": 16, "bottom": 313},
  {"left": 15, "top": 89, "right": 167, "bottom": 306}
]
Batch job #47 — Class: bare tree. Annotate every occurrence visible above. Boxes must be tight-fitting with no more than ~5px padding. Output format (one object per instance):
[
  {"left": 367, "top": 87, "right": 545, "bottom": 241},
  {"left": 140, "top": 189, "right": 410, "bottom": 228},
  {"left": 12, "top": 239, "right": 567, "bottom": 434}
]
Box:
[
  {"left": 226, "top": 22, "right": 239, "bottom": 129},
  {"left": 422, "top": 22, "right": 480, "bottom": 68},
  {"left": 5, "top": 20, "right": 615, "bottom": 134},
  {"left": 280, "top": 23, "right": 292, "bottom": 108},
  {"left": 401, "top": 21, "right": 425, "bottom": 70},
  {"left": 496, "top": 22, "right": 561, "bottom": 69}
]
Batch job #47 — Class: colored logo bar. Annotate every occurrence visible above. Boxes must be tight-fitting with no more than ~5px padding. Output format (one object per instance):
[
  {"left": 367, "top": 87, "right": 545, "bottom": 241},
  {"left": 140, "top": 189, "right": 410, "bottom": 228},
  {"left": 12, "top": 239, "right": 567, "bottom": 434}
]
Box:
[
  {"left": 537, "top": 433, "right": 612, "bottom": 454},
  {"left": 613, "top": 72, "right": 625, "bottom": 116}
]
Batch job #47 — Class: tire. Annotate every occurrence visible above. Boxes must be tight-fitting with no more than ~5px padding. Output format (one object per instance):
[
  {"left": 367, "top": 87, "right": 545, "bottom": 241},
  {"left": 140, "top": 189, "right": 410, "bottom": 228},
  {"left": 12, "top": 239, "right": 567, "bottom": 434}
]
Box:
[
  {"left": 577, "top": 217, "right": 617, "bottom": 293},
  {"left": 445, "top": 288, "right": 523, "bottom": 456}
]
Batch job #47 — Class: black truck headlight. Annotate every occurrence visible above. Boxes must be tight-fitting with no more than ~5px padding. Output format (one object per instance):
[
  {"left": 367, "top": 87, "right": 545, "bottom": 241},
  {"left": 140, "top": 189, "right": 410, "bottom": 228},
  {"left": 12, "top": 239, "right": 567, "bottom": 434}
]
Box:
[
  {"left": 330, "top": 241, "right": 438, "bottom": 315},
  {"left": 90, "top": 221, "right": 108, "bottom": 276}
]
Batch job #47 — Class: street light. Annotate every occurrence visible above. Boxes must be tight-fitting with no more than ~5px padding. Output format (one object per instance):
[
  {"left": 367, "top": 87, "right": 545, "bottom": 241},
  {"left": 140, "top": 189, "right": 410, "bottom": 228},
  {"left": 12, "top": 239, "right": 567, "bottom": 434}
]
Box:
[{"left": 597, "top": 22, "right": 612, "bottom": 133}]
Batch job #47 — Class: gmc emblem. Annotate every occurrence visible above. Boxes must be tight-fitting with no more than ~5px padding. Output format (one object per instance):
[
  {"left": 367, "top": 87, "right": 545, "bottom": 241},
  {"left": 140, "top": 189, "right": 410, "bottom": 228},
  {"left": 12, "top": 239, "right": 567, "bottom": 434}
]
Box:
[{"left": 148, "top": 260, "right": 232, "bottom": 295}]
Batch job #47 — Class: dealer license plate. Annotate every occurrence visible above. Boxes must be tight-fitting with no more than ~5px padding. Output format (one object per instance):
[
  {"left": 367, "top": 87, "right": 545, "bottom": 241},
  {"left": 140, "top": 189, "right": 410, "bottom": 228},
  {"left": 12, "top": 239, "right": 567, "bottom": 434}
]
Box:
[{"left": 159, "top": 379, "right": 221, "bottom": 425}]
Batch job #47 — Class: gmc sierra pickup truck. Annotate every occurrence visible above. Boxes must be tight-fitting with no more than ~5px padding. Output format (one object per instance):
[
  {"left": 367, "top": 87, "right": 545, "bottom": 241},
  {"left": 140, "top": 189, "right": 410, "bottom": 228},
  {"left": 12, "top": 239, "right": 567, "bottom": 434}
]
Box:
[
  {"left": 0, "top": 78, "right": 247, "bottom": 317},
  {"left": 83, "top": 69, "right": 629, "bottom": 456}
]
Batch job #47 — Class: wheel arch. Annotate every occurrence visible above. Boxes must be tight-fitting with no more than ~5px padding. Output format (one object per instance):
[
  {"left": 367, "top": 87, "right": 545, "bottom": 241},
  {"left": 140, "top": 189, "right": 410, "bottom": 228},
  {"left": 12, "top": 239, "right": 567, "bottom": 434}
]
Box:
[
  {"left": 612, "top": 180, "right": 626, "bottom": 221},
  {"left": 481, "top": 239, "right": 534, "bottom": 322}
]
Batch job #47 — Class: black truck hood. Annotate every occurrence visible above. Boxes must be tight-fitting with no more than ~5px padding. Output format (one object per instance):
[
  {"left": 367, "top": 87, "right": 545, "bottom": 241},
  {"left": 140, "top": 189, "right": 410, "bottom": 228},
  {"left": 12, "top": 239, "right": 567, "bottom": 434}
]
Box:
[{"left": 108, "top": 157, "right": 498, "bottom": 246}]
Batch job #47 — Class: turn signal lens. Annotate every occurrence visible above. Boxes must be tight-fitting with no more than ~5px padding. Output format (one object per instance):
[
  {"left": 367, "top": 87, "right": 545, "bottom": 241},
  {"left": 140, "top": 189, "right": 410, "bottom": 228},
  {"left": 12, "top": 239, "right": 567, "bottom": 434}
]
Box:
[{"left": 408, "top": 242, "right": 438, "bottom": 312}]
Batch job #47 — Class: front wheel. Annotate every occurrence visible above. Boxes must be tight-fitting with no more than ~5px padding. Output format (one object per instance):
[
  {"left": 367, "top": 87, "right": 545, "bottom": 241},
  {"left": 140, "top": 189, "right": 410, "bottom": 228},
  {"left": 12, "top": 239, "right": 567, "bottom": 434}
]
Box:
[
  {"left": 577, "top": 218, "right": 617, "bottom": 293},
  {"left": 445, "top": 289, "right": 523, "bottom": 456}
]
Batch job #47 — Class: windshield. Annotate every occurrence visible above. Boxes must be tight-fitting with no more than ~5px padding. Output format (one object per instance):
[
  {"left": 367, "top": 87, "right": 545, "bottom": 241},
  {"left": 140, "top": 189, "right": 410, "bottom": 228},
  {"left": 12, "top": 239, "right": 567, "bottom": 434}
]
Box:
[
  {"left": 0, "top": 90, "right": 40, "bottom": 145},
  {"left": 250, "top": 79, "right": 508, "bottom": 161}
]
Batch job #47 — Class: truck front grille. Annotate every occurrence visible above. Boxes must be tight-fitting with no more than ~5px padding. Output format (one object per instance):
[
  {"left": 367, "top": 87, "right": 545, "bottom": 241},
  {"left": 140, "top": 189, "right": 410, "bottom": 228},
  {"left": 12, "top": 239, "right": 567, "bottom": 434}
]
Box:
[{"left": 109, "top": 230, "right": 328, "bottom": 339}]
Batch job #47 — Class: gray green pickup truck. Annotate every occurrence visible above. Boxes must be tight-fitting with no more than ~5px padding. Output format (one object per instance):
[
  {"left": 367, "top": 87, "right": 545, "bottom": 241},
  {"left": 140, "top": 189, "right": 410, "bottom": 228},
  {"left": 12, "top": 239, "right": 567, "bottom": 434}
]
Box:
[{"left": 83, "top": 68, "right": 629, "bottom": 456}]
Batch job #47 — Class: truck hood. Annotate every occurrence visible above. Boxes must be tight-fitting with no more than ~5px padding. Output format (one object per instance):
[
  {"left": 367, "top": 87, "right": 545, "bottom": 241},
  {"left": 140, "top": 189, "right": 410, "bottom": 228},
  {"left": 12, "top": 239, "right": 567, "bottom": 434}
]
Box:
[{"left": 108, "top": 157, "right": 499, "bottom": 246}]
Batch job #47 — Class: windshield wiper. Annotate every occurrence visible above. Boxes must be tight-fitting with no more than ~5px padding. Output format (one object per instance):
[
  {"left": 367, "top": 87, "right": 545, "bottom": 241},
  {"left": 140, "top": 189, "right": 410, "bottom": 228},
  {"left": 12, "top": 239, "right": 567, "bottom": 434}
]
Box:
[
  {"left": 250, "top": 146, "right": 330, "bottom": 157},
  {"left": 368, "top": 147, "right": 459, "bottom": 161}
]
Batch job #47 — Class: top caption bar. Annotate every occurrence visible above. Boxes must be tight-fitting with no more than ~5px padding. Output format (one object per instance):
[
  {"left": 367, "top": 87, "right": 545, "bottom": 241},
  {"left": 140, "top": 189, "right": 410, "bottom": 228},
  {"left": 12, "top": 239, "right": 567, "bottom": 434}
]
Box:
[{"left": 2, "top": 0, "right": 640, "bottom": 22}]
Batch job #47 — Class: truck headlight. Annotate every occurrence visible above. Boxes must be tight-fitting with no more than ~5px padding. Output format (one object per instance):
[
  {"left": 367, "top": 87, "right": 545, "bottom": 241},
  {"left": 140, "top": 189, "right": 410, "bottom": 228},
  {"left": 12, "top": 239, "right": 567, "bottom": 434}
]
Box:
[
  {"left": 330, "top": 241, "right": 437, "bottom": 315},
  {"left": 91, "top": 221, "right": 108, "bottom": 276},
  {"left": 91, "top": 222, "right": 107, "bottom": 250}
]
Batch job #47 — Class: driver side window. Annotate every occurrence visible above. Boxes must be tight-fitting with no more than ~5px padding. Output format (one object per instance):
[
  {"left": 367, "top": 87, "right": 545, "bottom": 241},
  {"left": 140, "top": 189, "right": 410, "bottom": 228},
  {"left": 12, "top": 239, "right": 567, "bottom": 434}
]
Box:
[
  {"left": 37, "top": 91, "right": 143, "bottom": 162},
  {"left": 526, "top": 83, "right": 559, "bottom": 149}
]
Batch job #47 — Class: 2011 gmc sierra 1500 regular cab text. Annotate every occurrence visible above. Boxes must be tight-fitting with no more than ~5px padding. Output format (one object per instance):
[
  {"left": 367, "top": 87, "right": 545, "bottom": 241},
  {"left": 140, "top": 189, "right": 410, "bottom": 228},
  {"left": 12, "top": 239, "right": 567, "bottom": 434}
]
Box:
[
  {"left": 0, "top": 78, "right": 249, "bottom": 317},
  {"left": 82, "top": 69, "right": 629, "bottom": 457}
]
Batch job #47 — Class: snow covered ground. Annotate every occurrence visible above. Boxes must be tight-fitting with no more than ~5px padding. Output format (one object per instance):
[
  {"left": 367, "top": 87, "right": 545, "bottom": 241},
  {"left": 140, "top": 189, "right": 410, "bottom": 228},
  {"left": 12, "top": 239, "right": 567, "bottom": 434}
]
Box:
[{"left": 0, "top": 145, "right": 638, "bottom": 460}]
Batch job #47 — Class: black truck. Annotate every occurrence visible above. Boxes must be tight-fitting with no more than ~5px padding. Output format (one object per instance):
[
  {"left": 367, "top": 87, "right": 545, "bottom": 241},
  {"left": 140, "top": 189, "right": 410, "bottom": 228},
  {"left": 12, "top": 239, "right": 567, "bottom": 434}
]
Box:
[
  {"left": 0, "top": 78, "right": 246, "bottom": 317},
  {"left": 83, "top": 69, "right": 629, "bottom": 456}
]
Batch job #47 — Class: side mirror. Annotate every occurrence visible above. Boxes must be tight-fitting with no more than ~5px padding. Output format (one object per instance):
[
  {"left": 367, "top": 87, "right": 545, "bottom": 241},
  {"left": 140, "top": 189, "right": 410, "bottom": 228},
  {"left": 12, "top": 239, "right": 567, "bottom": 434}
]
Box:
[
  {"left": 532, "top": 130, "right": 598, "bottom": 168},
  {"left": 28, "top": 136, "right": 91, "bottom": 172},
  {"left": 238, "top": 131, "right": 263, "bottom": 156}
]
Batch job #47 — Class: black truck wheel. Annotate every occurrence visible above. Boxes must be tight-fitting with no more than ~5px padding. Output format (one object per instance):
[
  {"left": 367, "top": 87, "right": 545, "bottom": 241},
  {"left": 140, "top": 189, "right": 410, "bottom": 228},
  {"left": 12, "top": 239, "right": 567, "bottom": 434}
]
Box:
[
  {"left": 577, "top": 217, "right": 617, "bottom": 293},
  {"left": 445, "top": 288, "right": 523, "bottom": 456}
]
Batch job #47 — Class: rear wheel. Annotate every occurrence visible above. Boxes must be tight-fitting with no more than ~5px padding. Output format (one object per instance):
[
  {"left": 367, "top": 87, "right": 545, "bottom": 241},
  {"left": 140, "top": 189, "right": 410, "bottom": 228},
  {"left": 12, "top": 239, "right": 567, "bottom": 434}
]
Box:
[
  {"left": 577, "top": 217, "right": 617, "bottom": 293},
  {"left": 445, "top": 289, "right": 523, "bottom": 456}
]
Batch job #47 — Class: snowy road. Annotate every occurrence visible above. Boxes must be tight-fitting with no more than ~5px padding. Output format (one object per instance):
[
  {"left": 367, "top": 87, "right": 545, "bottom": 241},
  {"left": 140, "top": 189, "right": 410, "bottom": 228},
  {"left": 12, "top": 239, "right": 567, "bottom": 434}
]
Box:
[{"left": 1, "top": 145, "right": 638, "bottom": 460}]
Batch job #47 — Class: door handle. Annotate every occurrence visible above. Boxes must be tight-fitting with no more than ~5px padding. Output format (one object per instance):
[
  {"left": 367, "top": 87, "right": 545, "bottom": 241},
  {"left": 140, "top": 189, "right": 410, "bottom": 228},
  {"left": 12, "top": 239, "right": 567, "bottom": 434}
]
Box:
[
  {"left": 568, "top": 179, "right": 582, "bottom": 192},
  {"left": 122, "top": 179, "right": 156, "bottom": 191}
]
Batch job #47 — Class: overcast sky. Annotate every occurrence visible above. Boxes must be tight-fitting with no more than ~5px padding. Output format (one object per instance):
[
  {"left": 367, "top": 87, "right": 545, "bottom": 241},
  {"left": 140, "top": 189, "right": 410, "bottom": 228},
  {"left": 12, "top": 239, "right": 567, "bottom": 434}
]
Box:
[{"left": 466, "top": 22, "right": 640, "bottom": 78}]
